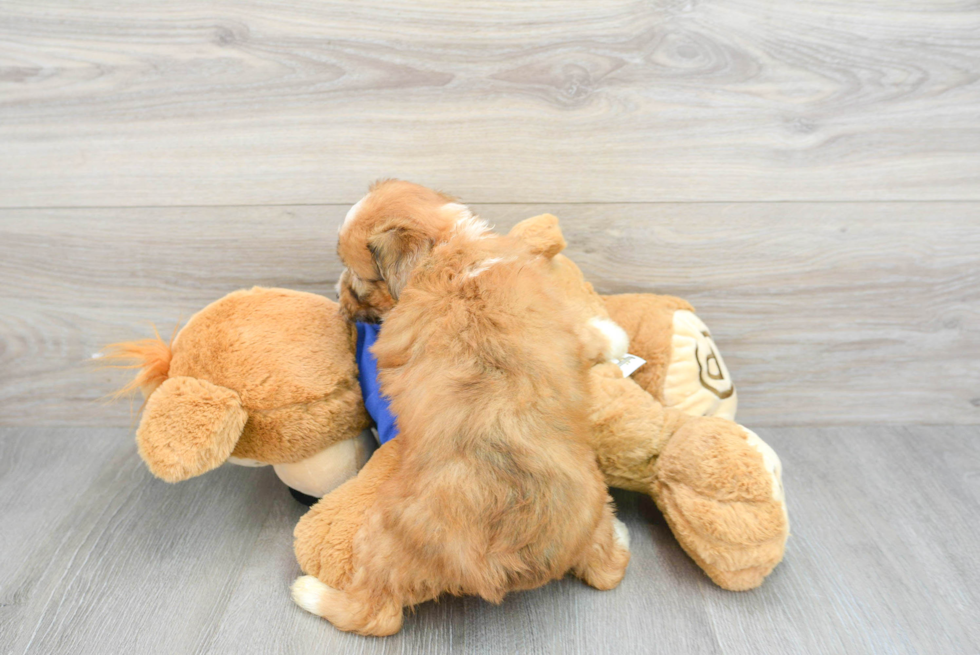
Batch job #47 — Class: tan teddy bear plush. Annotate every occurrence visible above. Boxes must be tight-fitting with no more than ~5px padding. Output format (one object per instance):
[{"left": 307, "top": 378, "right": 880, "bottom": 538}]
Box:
[
  {"left": 109, "top": 215, "right": 787, "bottom": 591},
  {"left": 105, "top": 286, "right": 377, "bottom": 498}
]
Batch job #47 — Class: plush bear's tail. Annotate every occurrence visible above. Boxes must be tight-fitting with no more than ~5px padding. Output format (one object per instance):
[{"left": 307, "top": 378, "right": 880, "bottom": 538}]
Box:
[
  {"left": 101, "top": 324, "right": 176, "bottom": 398},
  {"left": 291, "top": 576, "right": 403, "bottom": 637}
]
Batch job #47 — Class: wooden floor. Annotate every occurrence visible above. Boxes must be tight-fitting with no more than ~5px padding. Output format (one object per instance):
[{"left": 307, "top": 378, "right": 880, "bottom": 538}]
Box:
[
  {"left": 0, "top": 425, "right": 976, "bottom": 655},
  {"left": 2, "top": 1, "right": 979, "bottom": 653}
]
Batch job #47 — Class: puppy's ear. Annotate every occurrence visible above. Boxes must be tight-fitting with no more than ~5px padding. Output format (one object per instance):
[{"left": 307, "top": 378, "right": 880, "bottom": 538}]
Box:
[{"left": 367, "top": 227, "right": 433, "bottom": 299}]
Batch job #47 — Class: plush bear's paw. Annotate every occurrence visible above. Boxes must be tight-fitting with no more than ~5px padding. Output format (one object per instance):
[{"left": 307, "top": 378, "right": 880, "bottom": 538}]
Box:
[{"left": 652, "top": 418, "right": 788, "bottom": 591}]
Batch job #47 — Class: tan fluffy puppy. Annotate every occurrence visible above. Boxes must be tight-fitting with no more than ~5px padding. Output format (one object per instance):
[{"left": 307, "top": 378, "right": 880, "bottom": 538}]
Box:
[{"left": 293, "top": 186, "right": 630, "bottom": 636}]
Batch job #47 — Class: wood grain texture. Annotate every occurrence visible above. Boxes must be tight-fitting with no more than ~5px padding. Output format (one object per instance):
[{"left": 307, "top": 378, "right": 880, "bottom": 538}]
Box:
[
  {"left": 1, "top": 0, "right": 979, "bottom": 207},
  {"left": 1, "top": 425, "right": 977, "bottom": 654},
  {"left": 1, "top": 202, "right": 977, "bottom": 427},
  {"left": 0, "top": 427, "right": 299, "bottom": 655}
]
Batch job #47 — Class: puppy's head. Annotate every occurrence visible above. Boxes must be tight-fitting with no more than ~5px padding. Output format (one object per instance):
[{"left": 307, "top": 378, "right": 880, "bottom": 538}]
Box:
[
  {"left": 335, "top": 267, "right": 397, "bottom": 323},
  {"left": 337, "top": 180, "right": 485, "bottom": 322}
]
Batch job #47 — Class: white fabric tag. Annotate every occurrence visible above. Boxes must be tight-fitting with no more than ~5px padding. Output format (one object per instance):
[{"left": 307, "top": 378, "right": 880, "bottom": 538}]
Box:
[{"left": 614, "top": 353, "right": 646, "bottom": 377}]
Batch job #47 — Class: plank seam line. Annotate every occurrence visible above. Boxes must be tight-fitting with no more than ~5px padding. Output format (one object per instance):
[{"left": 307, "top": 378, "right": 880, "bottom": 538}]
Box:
[{"left": 3, "top": 199, "right": 980, "bottom": 211}]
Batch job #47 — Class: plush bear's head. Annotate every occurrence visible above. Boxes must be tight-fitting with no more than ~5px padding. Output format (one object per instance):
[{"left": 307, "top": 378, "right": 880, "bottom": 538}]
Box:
[{"left": 107, "top": 287, "right": 371, "bottom": 482}]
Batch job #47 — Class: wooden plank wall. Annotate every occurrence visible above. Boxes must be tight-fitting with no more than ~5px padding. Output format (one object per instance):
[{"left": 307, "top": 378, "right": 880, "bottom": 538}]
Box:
[{"left": 1, "top": 0, "right": 978, "bottom": 427}]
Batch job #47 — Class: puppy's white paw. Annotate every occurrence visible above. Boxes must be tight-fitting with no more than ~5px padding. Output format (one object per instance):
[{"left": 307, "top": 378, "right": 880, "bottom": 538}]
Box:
[
  {"left": 612, "top": 517, "right": 631, "bottom": 551},
  {"left": 588, "top": 317, "right": 630, "bottom": 362},
  {"left": 291, "top": 575, "right": 330, "bottom": 616}
]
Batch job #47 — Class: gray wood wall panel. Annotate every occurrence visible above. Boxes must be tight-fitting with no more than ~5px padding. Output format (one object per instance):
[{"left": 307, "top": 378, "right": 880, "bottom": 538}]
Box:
[
  {"left": 1, "top": 0, "right": 978, "bottom": 207},
  {"left": 2, "top": 203, "right": 977, "bottom": 427},
  {"left": 1, "top": 426, "right": 977, "bottom": 654}
]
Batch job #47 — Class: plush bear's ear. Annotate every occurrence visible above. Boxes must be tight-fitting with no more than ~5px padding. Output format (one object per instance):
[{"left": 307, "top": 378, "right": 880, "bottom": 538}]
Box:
[
  {"left": 136, "top": 376, "right": 248, "bottom": 482},
  {"left": 508, "top": 214, "right": 567, "bottom": 259}
]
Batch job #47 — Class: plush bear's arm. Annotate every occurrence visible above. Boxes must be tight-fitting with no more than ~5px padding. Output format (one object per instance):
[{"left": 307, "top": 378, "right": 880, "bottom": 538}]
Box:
[
  {"left": 588, "top": 363, "right": 687, "bottom": 492},
  {"left": 587, "top": 364, "right": 787, "bottom": 591}
]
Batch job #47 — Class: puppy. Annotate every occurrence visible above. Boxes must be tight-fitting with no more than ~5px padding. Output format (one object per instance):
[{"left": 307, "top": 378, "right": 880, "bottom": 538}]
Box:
[
  {"left": 335, "top": 180, "right": 483, "bottom": 323},
  {"left": 293, "top": 181, "right": 630, "bottom": 635}
]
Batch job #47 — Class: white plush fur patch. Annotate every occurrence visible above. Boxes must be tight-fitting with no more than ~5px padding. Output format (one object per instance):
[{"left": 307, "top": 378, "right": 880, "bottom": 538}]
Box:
[
  {"left": 273, "top": 430, "right": 376, "bottom": 497},
  {"left": 588, "top": 317, "right": 630, "bottom": 362},
  {"left": 740, "top": 427, "right": 786, "bottom": 505}
]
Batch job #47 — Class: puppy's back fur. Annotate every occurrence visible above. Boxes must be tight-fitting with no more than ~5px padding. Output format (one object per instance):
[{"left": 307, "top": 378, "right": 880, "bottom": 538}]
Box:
[
  {"left": 371, "top": 235, "right": 607, "bottom": 598},
  {"left": 295, "top": 211, "right": 629, "bottom": 636}
]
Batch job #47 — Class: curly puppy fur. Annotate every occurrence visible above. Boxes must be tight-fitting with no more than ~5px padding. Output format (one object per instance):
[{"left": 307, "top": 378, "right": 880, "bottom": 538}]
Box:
[{"left": 297, "top": 181, "right": 630, "bottom": 635}]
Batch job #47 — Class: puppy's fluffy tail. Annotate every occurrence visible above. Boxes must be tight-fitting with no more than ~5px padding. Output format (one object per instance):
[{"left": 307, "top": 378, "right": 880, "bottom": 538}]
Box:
[
  {"left": 291, "top": 576, "right": 403, "bottom": 637},
  {"left": 100, "top": 324, "right": 176, "bottom": 399}
]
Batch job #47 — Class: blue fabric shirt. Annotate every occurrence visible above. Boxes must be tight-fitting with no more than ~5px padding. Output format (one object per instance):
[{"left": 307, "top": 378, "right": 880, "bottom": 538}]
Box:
[{"left": 355, "top": 322, "right": 400, "bottom": 444}]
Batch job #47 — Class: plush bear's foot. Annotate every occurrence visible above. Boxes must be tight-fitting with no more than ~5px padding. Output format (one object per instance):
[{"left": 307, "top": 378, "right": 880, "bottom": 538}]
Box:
[{"left": 652, "top": 418, "right": 788, "bottom": 591}]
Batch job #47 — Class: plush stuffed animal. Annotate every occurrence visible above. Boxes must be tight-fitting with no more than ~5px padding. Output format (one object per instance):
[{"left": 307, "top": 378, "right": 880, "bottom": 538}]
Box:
[
  {"left": 104, "top": 286, "right": 377, "bottom": 500},
  {"left": 293, "top": 215, "right": 787, "bottom": 595},
  {"left": 109, "top": 215, "right": 788, "bottom": 591}
]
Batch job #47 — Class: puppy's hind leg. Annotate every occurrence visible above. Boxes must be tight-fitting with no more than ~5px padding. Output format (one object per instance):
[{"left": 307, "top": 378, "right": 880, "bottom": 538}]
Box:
[
  {"left": 291, "top": 575, "right": 403, "bottom": 637},
  {"left": 573, "top": 498, "right": 631, "bottom": 591}
]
